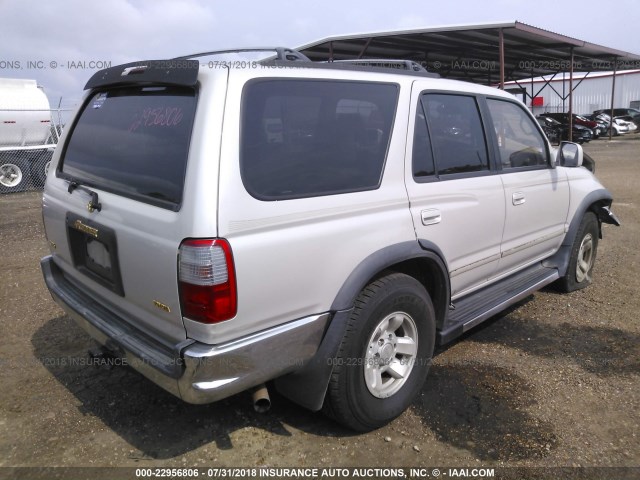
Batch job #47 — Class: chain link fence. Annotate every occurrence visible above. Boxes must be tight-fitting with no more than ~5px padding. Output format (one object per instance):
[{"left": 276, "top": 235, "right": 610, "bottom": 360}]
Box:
[{"left": 0, "top": 108, "right": 70, "bottom": 194}]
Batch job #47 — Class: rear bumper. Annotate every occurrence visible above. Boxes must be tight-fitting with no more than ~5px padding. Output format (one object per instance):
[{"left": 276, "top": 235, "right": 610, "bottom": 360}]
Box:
[{"left": 41, "top": 255, "right": 329, "bottom": 404}]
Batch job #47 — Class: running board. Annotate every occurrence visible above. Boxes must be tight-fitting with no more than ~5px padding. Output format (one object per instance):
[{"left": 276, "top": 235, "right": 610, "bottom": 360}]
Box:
[{"left": 437, "top": 265, "right": 559, "bottom": 344}]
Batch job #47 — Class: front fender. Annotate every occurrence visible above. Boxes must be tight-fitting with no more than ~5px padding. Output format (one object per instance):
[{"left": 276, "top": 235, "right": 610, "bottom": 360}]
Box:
[{"left": 544, "top": 189, "right": 620, "bottom": 276}]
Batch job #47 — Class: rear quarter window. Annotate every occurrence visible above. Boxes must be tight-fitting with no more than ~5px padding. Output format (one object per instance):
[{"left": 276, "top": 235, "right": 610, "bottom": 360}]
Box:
[
  {"left": 240, "top": 79, "right": 399, "bottom": 200},
  {"left": 60, "top": 86, "right": 197, "bottom": 210}
]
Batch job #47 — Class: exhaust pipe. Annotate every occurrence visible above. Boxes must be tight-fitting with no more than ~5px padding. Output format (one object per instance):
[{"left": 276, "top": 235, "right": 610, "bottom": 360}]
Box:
[
  {"left": 251, "top": 384, "right": 271, "bottom": 413},
  {"left": 88, "top": 344, "right": 118, "bottom": 370}
]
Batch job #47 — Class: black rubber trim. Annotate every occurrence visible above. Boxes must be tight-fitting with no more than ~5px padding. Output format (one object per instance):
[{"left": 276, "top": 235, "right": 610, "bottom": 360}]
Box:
[
  {"left": 274, "top": 309, "right": 352, "bottom": 411},
  {"left": 563, "top": 190, "right": 613, "bottom": 246},
  {"left": 330, "top": 241, "right": 449, "bottom": 312},
  {"left": 41, "top": 256, "right": 186, "bottom": 379},
  {"left": 543, "top": 189, "right": 615, "bottom": 276}
]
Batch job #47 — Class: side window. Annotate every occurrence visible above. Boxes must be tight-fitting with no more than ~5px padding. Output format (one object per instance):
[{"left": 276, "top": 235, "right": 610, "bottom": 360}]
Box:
[
  {"left": 487, "top": 99, "right": 549, "bottom": 169},
  {"left": 423, "top": 94, "right": 489, "bottom": 175},
  {"left": 241, "top": 80, "right": 398, "bottom": 200},
  {"left": 412, "top": 98, "right": 436, "bottom": 178}
]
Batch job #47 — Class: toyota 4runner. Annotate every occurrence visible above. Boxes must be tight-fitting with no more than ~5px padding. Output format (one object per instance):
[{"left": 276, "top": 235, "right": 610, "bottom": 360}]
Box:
[{"left": 40, "top": 48, "right": 620, "bottom": 431}]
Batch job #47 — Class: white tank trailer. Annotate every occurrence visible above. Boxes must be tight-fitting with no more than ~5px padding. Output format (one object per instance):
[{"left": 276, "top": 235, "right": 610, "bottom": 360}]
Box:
[{"left": 0, "top": 78, "right": 57, "bottom": 192}]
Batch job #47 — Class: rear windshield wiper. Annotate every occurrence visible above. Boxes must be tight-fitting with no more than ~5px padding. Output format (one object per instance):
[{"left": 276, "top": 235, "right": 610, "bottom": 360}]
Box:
[{"left": 67, "top": 181, "right": 102, "bottom": 213}]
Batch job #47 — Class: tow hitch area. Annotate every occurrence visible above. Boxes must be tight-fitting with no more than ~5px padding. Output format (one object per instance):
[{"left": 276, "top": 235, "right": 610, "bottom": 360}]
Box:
[{"left": 88, "top": 344, "right": 123, "bottom": 370}]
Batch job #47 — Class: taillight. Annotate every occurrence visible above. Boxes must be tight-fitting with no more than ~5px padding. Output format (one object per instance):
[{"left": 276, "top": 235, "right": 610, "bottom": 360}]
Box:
[{"left": 178, "top": 239, "right": 237, "bottom": 323}]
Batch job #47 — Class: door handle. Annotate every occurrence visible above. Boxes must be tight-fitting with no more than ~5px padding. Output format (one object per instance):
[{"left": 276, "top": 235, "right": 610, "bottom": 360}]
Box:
[
  {"left": 421, "top": 208, "right": 441, "bottom": 226},
  {"left": 512, "top": 192, "right": 526, "bottom": 206}
]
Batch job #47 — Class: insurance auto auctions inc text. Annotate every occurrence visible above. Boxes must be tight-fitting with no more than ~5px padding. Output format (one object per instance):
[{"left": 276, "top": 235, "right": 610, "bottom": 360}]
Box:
[{"left": 167, "top": 467, "right": 496, "bottom": 478}]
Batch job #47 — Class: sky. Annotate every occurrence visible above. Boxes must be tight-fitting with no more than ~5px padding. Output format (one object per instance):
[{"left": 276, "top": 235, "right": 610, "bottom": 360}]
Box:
[{"left": 1, "top": 0, "right": 639, "bottom": 108}]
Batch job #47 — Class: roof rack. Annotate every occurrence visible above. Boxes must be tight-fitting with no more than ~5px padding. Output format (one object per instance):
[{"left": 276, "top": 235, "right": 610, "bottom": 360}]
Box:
[
  {"left": 170, "top": 46, "right": 440, "bottom": 78},
  {"left": 330, "top": 59, "right": 428, "bottom": 72},
  {"left": 173, "top": 47, "right": 310, "bottom": 62}
]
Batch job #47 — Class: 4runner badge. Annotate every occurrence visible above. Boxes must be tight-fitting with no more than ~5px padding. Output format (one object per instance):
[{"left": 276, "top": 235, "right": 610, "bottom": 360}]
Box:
[
  {"left": 153, "top": 300, "right": 171, "bottom": 313},
  {"left": 73, "top": 219, "right": 98, "bottom": 238}
]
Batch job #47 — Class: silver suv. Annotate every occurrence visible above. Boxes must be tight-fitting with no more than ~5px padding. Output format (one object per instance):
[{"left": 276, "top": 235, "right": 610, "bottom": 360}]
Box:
[{"left": 41, "top": 49, "right": 620, "bottom": 431}]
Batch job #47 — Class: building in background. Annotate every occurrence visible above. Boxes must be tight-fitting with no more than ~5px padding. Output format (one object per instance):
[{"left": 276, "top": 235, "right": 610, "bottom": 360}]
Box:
[{"left": 505, "top": 70, "right": 640, "bottom": 115}]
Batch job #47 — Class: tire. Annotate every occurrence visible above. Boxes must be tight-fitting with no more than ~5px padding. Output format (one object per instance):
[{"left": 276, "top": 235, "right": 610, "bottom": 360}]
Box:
[
  {"left": 0, "top": 157, "right": 31, "bottom": 193},
  {"left": 28, "top": 150, "right": 54, "bottom": 188},
  {"left": 556, "top": 212, "right": 599, "bottom": 292},
  {"left": 323, "top": 273, "right": 436, "bottom": 431}
]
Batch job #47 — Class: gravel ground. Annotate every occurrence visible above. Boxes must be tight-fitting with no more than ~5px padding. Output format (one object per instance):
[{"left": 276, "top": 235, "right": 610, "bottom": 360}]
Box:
[{"left": 0, "top": 136, "right": 638, "bottom": 475}]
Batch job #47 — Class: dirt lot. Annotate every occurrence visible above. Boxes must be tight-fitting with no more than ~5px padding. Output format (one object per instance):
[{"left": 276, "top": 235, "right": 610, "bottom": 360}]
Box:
[{"left": 0, "top": 137, "right": 639, "bottom": 474}]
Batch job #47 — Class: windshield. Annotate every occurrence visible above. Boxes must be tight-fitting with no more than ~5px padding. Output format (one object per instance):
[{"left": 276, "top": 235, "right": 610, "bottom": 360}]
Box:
[{"left": 60, "top": 86, "right": 197, "bottom": 210}]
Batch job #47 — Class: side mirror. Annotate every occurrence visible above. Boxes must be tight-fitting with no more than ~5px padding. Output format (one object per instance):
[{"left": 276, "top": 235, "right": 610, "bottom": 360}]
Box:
[{"left": 558, "top": 141, "right": 583, "bottom": 168}]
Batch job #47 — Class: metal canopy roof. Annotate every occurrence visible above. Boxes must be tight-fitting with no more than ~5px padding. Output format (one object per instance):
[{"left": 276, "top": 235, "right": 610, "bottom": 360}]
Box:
[{"left": 298, "top": 21, "right": 640, "bottom": 86}]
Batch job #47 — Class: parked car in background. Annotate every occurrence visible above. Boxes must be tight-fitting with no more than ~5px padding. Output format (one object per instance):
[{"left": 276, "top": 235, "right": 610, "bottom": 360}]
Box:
[
  {"left": 620, "top": 118, "right": 637, "bottom": 133},
  {"left": 536, "top": 117, "right": 597, "bottom": 173},
  {"left": 536, "top": 116, "right": 561, "bottom": 144},
  {"left": 536, "top": 115, "right": 592, "bottom": 144},
  {"left": 574, "top": 114, "right": 602, "bottom": 137},
  {"left": 593, "top": 108, "right": 640, "bottom": 119},
  {"left": 593, "top": 113, "right": 626, "bottom": 136},
  {"left": 542, "top": 112, "right": 602, "bottom": 138},
  {"left": 593, "top": 108, "right": 640, "bottom": 130},
  {"left": 614, "top": 117, "right": 634, "bottom": 134},
  {"left": 585, "top": 114, "right": 612, "bottom": 136}
]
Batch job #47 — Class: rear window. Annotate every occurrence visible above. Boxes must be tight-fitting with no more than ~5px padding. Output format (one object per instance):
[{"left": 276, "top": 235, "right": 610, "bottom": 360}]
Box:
[
  {"left": 60, "top": 86, "right": 197, "bottom": 210},
  {"left": 241, "top": 79, "right": 398, "bottom": 200}
]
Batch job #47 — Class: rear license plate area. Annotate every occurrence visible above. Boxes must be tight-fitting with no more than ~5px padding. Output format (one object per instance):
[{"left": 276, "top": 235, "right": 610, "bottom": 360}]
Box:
[{"left": 66, "top": 212, "right": 124, "bottom": 296}]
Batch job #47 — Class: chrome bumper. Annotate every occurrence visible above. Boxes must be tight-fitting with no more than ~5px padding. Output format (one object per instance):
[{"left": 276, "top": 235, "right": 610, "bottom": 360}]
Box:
[{"left": 41, "top": 255, "right": 329, "bottom": 404}]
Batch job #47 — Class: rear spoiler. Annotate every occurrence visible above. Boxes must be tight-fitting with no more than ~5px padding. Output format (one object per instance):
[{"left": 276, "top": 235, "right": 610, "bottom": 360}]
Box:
[{"left": 84, "top": 60, "right": 199, "bottom": 90}]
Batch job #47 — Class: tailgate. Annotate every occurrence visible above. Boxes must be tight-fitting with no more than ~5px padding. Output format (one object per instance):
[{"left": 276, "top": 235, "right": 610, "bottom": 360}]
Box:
[{"left": 42, "top": 80, "right": 200, "bottom": 345}]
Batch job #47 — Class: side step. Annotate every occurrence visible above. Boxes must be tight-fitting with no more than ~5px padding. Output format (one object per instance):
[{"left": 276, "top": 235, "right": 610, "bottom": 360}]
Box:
[{"left": 437, "top": 264, "right": 559, "bottom": 344}]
